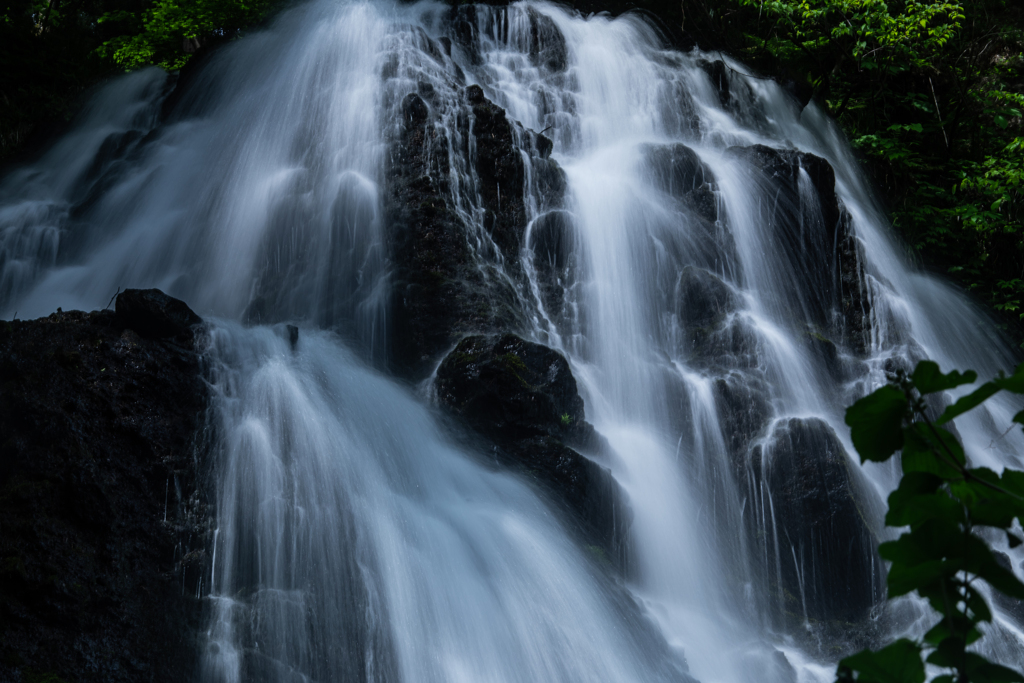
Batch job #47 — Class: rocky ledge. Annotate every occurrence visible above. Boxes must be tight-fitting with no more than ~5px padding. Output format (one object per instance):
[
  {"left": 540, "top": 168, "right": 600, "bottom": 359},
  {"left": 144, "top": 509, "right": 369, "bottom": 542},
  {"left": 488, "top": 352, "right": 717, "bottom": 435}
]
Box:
[
  {"left": 0, "top": 289, "right": 210, "bottom": 683},
  {"left": 434, "top": 333, "right": 626, "bottom": 560}
]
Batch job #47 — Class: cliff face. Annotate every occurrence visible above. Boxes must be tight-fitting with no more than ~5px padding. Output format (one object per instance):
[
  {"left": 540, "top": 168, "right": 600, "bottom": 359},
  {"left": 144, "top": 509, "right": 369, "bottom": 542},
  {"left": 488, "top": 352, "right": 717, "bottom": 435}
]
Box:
[{"left": 0, "top": 293, "right": 210, "bottom": 683}]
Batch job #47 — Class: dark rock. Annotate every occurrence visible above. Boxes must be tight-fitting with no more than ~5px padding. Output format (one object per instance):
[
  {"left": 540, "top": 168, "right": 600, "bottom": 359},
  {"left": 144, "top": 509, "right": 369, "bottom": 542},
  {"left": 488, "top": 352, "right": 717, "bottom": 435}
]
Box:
[
  {"left": 385, "top": 79, "right": 565, "bottom": 378},
  {"left": 776, "top": 75, "right": 814, "bottom": 109},
  {"left": 725, "top": 144, "right": 870, "bottom": 354},
  {"left": 434, "top": 333, "right": 623, "bottom": 555},
  {"left": 465, "top": 84, "right": 528, "bottom": 257},
  {"left": 712, "top": 372, "right": 772, "bottom": 470},
  {"left": 836, "top": 210, "right": 870, "bottom": 354},
  {"left": 435, "top": 333, "right": 590, "bottom": 448},
  {"left": 747, "top": 417, "right": 884, "bottom": 625},
  {"left": 689, "top": 314, "right": 760, "bottom": 371},
  {"left": 527, "top": 7, "right": 569, "bottom": 72},
  {"left": 403, "top": 91, "right": 429, "bottom": 125},
  {"left": 534, "top": 131, "right": 554, "bottom": 159},
  {"left": 528, "top": 210, "right": 580, "bottom": 328},
  {"left": 0, "top": 303, "right": 210, "bottom": 683},
  {"left": 115, "top": 288, "right": 203, "bottom": 340},
  {"left": 676, "top": 266, "right": 737, "bottom": 332},
  {"left": 642, "top": 142, "right": 717, "bottom": 223},
  {"left": 698, "top": 59, "right": 731, "bottom": 108},
  {"left": 450, "top": 4, "right": 482, "bottom": 65}
]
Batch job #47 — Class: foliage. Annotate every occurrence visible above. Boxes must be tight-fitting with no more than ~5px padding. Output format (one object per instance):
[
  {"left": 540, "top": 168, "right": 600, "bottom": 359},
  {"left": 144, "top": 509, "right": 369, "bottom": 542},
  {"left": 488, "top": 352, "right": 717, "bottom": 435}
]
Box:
[
  {"left": 98, "top": 0, "right": 272, "bottom": 70},
  {"left": 681, "top": 0, "right": 1024, "bottom": 343},
  {"left": 0, "top": 0, "right": 276, "bottom": 162},
  {"left": 837, "top": 360, "right": 1024, "bottom": 683}
]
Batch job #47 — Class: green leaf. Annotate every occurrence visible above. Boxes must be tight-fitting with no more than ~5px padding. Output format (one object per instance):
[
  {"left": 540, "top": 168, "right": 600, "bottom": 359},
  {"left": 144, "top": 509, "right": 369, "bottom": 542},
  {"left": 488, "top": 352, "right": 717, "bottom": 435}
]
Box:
[
  {"left": 965, "top": 653, "right": 1024, "bottom": 683},
  {"left": 995, "top": 364, "right": 1024, "bottom": 394},
  {"left": 937, "top": 381, "right": 1000, "bottom": 424},
  {"left": 846, "top": 386, "right": 908, "bottom": 462},
  {"left": 967, "top": 538, "right": 1024, "bottom": 600},
  {"left": 886, "top": 490, "right": 964, "bottom": 528},
  {"left": 912, "top": 361, "right": 977, "bottom": 394},
  {"left": 886, "top": 472, "right": 945, "bottom": 526},
  {"left": 901, "top": 422, "right": 965, "bottom": 477},
  {"left": 837, "top": 640, "right": 925, "bottom": 683}
]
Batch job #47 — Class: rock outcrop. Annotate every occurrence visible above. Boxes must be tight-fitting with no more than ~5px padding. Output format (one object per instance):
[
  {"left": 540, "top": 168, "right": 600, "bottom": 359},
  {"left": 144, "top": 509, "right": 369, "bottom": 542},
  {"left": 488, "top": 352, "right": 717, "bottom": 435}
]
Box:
[
  {"left": 434, "top": 333, "right": 624, "bottom": 557},
  {"left": 749, "top": 417, "right": 884, "bottom": 625},
  {"left": 726, "top": 144, "right": 870, "bottom": 355},
  {"left": 385, "top": 81, "right": 562, "bottom": 378},
  {"left": 0, "top": 290, "right": 209, "bottom": 683}
]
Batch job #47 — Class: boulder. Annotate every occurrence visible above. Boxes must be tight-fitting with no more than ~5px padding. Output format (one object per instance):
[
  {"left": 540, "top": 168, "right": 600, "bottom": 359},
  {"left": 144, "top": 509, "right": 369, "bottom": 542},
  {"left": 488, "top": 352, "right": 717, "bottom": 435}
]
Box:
[
  {"left": 0, "top": 301, "right": 210, "bottom": 683},
  {"left": 434, "top": 333, "right": 623, "bottom": 555},
  {"left": 115, "top": 288, "right": 203, "bottom": 340},
  {"left": 747, "top": 417, "right": 884, "bottom": 624}
]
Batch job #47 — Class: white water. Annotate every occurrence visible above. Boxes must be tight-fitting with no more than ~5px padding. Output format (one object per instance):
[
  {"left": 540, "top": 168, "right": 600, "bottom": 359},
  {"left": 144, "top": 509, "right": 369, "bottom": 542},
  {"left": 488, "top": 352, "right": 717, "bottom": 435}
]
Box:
[{"left": 2, "top": 1, "right": 1023, "bottom": 682}]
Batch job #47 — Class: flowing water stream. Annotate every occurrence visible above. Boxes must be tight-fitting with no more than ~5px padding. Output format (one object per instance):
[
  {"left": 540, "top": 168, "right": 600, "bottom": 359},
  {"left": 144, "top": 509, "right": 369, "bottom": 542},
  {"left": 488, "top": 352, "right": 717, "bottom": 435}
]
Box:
[{"left": 2, "top": 1, "right": 1024, "bottom": 681}]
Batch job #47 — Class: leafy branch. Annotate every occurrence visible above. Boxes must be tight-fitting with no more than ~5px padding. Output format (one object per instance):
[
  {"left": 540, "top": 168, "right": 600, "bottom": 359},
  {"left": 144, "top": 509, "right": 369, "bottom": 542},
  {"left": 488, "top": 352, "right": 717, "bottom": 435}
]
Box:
[{"left": 837, "top": 360, "right": 1024, "bottom": 683}]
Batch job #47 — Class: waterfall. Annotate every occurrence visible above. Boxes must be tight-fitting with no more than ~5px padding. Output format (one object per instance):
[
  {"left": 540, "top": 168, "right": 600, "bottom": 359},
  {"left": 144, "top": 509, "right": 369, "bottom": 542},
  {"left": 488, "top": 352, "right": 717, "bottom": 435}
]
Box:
[{"left": 2, "top": 1, "right": 1023, "bottom": 682}]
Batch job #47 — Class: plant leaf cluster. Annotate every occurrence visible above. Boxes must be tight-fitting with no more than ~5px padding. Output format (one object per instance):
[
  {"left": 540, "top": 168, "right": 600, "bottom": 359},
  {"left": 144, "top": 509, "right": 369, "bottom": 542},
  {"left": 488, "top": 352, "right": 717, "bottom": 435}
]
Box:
[{"left": 837, "top": 360, "right": 1024, "bottom": 683}]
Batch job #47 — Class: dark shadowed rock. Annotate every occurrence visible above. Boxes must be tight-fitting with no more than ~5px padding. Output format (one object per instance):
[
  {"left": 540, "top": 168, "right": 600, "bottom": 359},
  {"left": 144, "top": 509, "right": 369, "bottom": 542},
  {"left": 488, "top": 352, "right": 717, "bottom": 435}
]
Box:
[
  {"left": 385, "top": 79, "right": 566, "bottom": 378},
  {"left": 434, "top": 333, "right": 623, "bottom": 555},
  {"left": 115, "top": 288, "right": 203, "bottom": 340},
  {"left": 726, "top": 144, "right": 870, "bottom": 353},
  {"left": 0, "top": 303, "right": 210, "bottom": 683},
  {"left": 676, "top": 265, "right": 737, "bottom": 331},
  {"left": 385, "top": 87, "right": 523, "bottom": 378},
  {"left": 466, "top": 84, "right": 528, "bottom": 257},
  {"left": 748, "top": 417, "right": 884, "bottom": 624},
  {"left": 712, "top": 372, "right": 772, "bottom": 471},
  {"left": 526, "top": 7, "right": 568, "bottom": 72},
  {"left": 698, "top": 59, "right": 731, "bottom": 108},
  {"left": 528, "top": 209, "right": 580, "bottom": 328},
  {"left": 643, "top": 142, "right": 717, "bottom": 223}
]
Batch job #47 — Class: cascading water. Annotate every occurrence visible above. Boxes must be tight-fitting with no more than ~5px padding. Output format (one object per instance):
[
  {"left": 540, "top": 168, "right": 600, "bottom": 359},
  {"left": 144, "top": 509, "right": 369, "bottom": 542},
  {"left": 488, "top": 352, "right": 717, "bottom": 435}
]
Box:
[{"left": 2, "top": 1, "right": 1024, "bottom": 682}]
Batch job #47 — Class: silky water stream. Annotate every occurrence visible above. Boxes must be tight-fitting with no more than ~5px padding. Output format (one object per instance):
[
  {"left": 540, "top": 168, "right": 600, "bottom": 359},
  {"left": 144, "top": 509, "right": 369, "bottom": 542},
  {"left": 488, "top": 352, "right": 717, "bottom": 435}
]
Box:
[{"left": 2, "top": 1, "right": 1024, "bottom": 682}]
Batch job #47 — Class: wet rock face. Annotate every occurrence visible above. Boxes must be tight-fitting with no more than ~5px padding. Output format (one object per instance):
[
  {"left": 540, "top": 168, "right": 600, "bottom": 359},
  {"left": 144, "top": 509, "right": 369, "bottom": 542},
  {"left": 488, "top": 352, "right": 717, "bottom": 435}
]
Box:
[
  {"left": 712, "top": 372, "right": 772, "bottom": 470},
  {"left": 385, "top": 88, "right": 517, "bottom": 378},
  {"left": 698, "top": 59, "right": 731, "bottom": 109},
  {"left": 749, "top": 418, "right": 884, "bottom": 624},
  {"left": 643, "top": 143, "right": 718, "bottom": 225},
  {"left": 0, "top": 295, "right": 209, "bottom": 683},
  {"left": 434, "top": 333, "right": 622, "bottom": 555},
  {"left": 449, "top": 4, "right": 569, "bottom": 74},
  {"left": 726, "top": 144, "right": 870, "bottom": 354},
  {"left": 385, "top": 77, "right": 563, "bottom": 378},
  {"left": 465, "top": 84, "right": 528, "bottom": 258},
  {"left": 527, "top": 209, "right": 580, "bottom": 329},
  {"left": 675, "top": 266, "right": 738, "bottom": 338},
  {"left": 526, "top": 7, "right": 568, "bottom": 73}
]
